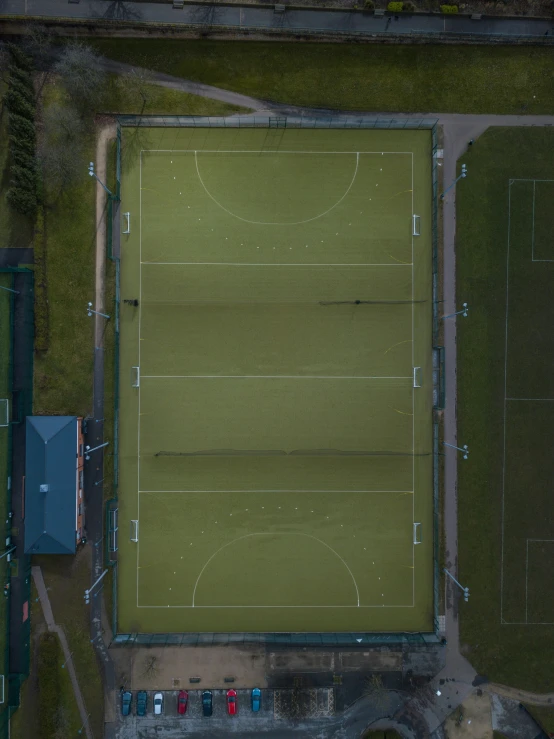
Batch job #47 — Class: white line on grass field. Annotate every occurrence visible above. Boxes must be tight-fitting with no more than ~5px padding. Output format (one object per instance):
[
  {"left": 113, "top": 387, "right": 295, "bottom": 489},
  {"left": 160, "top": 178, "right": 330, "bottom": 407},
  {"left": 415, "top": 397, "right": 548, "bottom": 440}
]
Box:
[
  {"left": 143, "top": 150, "right": 414, "bottom": 155},
  {"left": 500, "top": 180, "right": 512, "bottom": 623},
  {"left": 138, "top": 490, "right": 414, "bottom": 494},
  {"left": 136, "top": 605, "right": 416, "bottom": 609},
  {"left": 190, "top": 532, "right": 360, "bottom": 608},
  {"left": 411, "top": 151, "right": 415, "bottom": 607},
  {"left": 141, "top": 262, "right": 412, "bottom": 267},
  {"left": 506, "top": 397, "right": 554, "bottom": 401},
  {"left": 194, "top": 150, "right": 360, "bottom": 226},
  {"left": 137, "top": 151, "right": 143, "bottom": 608},
  {"left": 141, "top": 375, "right": 413, "bottom": 380}
]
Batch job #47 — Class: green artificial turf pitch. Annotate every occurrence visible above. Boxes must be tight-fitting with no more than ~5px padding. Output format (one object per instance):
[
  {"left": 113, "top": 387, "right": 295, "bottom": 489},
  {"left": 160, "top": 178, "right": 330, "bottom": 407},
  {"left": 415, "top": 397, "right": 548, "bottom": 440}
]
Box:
[{"left": 117, "top": 127, "right": 434, "bottom": 633}]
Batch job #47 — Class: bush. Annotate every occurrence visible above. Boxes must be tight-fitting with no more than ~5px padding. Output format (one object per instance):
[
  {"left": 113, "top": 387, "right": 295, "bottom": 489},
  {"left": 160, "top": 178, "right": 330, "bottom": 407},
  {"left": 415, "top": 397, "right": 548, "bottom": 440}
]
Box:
[
  {"left": 440, "top": 4, "right": 458, "bottom": 10},
  {"left": 403, "top": 1, "right": 415, "bottom": 9},
  {"left": 4, "top": 89, "right": 35, "bottom": 120},
  {"left": 33, "top": 208, "right": 49, "bottom": 353},
  {"left": 6, "top": 187, "right": 37, "bottom": 216},
  {"left": 8, "top": 64, "right": 32, "bottom": 88},
  {"left": 10, "top": 149, "right": 36, "bottom": 173},
  {"left": 387, "top": 1, "right": 403, "bottom": 10},
  {"left": 364, "top": 0, "right": 375, "bottom": 8},
  {"left": 7, "top": 43, "right": 32, "bottom": 70},
  {"left": 8, "top": 113, "right": 36, "bottom": 142},
  {"left": 9, "top": 134, "right": 34, "bottom": 156},
  {"left": 10, "top": 76, "right": 36, "bottom": 105},
  {"left": 10, "top": 164, "right": 37, "bottom": 192}
]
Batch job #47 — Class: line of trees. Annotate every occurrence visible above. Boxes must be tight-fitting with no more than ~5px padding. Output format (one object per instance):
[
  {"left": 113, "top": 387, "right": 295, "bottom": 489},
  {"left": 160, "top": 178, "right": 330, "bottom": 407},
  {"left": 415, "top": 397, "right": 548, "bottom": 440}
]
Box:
[{"left": 5, "top": 45, "right": 40, "bottom": 216}]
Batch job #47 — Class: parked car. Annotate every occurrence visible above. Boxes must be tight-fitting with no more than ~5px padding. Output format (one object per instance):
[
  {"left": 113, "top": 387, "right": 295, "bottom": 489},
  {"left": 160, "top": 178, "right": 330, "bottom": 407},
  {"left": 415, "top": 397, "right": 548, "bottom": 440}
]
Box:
[
  {"left": 121, "top": 690, "right": 132, "bottom": 716},
  {"left": 251, "top": 688, "right": 261, "bottom": 712},
  {"left": 136, "top": 690, "right": 147, "bottom": 716},
  {"left": 227, "top": 688, "right": 237, "bottom": 715},
  {"left": 177, "top": 690, "right": 188, "bottom": 715},
  {"left": 202, "top": 690, "right": 213, "bottom": 717},
  {"left": 153, "top": 692, "right": 164, "bottom": 715}
]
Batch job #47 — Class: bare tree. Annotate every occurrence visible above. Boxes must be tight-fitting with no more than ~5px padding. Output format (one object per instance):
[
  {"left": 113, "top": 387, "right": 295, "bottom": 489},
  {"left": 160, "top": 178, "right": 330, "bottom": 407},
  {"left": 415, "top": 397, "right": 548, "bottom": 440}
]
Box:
[
  {"left": 364, "top": 674, "right": 389, "bottom": 710},
  {"left": 117, "top": 66, "right": 154, "bottom": 115},
  {"left": 39, "top": 102, "right": 86, "bottom": 194},
  {"left": 23, "top": 25, "right": 54, "bottom": 70},
  {"left": 141, "top": 654, "right": 160, "bottom": 679},
  {"left": 53, "top": 42, "right": 105, "bottom": 115}
]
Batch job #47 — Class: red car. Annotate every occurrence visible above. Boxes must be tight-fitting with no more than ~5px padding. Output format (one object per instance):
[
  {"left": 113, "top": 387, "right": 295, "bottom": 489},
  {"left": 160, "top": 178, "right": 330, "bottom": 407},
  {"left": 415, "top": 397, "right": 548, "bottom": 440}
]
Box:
[
  {"left": 227, "top": 689, "right": 237, "bottom": 715},
  {"left": 177, "top": 690, "right": 188, "bottom": 715}
]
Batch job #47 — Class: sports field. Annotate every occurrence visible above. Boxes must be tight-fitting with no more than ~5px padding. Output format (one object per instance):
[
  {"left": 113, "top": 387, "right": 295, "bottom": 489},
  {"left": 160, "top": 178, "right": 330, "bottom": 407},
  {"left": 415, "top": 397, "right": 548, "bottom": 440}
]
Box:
[
  {"left": 457, "top": 128, "right": 554, "bottom": 689},
  {"left": 117, "top": 126, "right": 434, "bottom": 633}
]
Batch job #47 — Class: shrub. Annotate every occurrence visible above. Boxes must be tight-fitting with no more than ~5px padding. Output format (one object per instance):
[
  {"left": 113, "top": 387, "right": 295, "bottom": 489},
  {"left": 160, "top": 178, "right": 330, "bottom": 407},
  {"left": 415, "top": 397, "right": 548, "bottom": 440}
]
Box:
[
  {"left": 387, "top": 1, "right": 403, "bottom": 10},
  {"left": 6, "top": 187, "right": 37, "bottom": 216},
  {"left": 10, "top": 76, "right": 36, "bottom": 105},
  {"left": 33, "top": 208, "right": 49, "bottom": 353},
  {"left": 4, "top": 89, "right": 35, "bottom": 120},
  {"left": 9, "top": 134, "right": 34, "bottom": 156},
  {"left": 403, "top": 1, "right": 415, "bottom": 9},
  {"left": 440, "top": 4, "right": 458, "bottom": 10},
  {"left": 8, "top": 113, "right": 36, "bottom": 142},
  {"left": 8, "top": 43, "right": 32, "bottom": 70},
  {"left": 10, "top": 164, "right": 37, "bottom": 192},
  {"left": 10, "top": 149, "right": 36, "bottom": 173},
  {"left": 364, "top": 0, "right": 375, "bottom": 8},
  {"left": 8, "top": 64, "right": 32, "bottom": 88}
]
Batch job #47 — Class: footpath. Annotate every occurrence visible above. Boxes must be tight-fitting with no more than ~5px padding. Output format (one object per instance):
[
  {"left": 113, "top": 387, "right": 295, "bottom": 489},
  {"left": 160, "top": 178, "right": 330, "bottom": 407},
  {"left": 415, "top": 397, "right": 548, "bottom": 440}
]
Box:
[{"left": 0, "top": 0, "right": 553, "bottom": 41}]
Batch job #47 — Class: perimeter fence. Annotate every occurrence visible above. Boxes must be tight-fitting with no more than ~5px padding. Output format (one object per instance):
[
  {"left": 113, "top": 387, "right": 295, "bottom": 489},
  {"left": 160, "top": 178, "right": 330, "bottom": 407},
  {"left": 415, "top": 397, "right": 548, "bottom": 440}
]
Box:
[
  {"left": 108, "top": 115, "right": 442, "bottom": 643},
  {"left": 0, "top": 269, "right": 34, "bottom": 734}
]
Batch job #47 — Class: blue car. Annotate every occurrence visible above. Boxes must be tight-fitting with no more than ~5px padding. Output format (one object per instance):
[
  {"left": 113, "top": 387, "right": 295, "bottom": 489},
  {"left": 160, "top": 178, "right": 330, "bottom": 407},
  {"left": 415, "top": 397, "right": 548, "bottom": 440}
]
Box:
[
  {"left": 251, "top": 688, "right": 261, "bottom": 712},
  {"left": 121, "top": 690, "right": 132, "bottom": 716}
]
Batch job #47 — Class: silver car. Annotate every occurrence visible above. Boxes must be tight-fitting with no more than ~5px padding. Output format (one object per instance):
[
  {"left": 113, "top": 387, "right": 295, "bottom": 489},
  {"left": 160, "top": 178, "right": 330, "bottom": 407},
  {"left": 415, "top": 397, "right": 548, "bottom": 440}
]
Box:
[{"left": 153, "top": 692, "right": 163, "bottom": 715}]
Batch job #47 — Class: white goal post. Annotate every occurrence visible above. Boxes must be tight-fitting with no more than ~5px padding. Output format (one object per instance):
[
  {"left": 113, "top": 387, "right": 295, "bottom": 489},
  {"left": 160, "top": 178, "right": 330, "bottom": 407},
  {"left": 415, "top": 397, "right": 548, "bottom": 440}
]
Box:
[
  {"left": 122, "top": 212, "right": 131, "bottom": 234},
  {"left": 412, "top": 214, "right": 421, "bottom": 236},
  {"left": 413, "top": 367, "right": 422, "bottom": 388},
  {"left": 0, "top": 400, "right": 8, "bottom": 428},
  {"left": 413, "top": 522, "right": 422, "bottom": 545},
  {"left": 0, "top": 675, "right": 5, "bottom": 704},
  {"left": 130, "top": 520, "right": 139, "bottom": 543},
  {"left": 131, "top": 366, "right": 140, "bottom": 388}
]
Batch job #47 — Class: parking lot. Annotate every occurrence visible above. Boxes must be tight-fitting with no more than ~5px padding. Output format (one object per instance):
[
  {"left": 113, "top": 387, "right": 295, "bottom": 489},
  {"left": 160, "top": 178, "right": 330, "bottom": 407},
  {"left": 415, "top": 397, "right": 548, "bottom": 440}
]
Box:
[{"left": 120, "top": 688, "right": 272, "bottom": 719}]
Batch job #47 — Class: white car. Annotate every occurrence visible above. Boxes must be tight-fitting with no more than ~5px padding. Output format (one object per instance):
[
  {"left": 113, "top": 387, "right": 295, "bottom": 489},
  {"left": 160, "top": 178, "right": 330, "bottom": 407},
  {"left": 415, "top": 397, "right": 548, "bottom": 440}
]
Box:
[{"left": 153, "top": 692, "right": 163, "bottom": 715}]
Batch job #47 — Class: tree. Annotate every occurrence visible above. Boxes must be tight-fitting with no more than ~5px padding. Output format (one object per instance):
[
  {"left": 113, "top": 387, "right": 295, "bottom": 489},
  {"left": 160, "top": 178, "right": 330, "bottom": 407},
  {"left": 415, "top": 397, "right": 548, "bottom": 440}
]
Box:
[
  {"left": 23, "top": 25, "right": 54, "bottom": 70},
  {"left": 141, "top": 654, "right": 160, "bottom": 679},
  {"left": 39, "top": 102, "right": 86, "bottom": 192},
  {"left": 117, "top": 66, "right": 153, "bottom": 115},
  {"left": 53, "top": 43, "right": 105, "bottom": 115}
]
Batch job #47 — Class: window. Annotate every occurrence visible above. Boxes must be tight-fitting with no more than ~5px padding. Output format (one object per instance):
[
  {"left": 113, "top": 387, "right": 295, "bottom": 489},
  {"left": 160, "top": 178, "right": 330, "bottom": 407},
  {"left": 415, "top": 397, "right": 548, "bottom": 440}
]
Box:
[
  {"left": 79, "top": 471, "right": 84, "bottom": 491},
  {"left": 79, "top": 444, "right": 84, "bottom": 458},
  {"left": 77, "top": 528, "right": 81, "bottom": 541},
  {"left": 78, "top": 503, "right": 82, "bottom": 516}
]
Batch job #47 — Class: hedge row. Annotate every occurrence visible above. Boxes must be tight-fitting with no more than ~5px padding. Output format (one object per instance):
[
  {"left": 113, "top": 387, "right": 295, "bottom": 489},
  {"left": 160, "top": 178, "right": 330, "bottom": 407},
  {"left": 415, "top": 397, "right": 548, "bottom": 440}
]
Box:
[
  {"left": 38, "top": 632, "right": 61, "bottom": 739},
  {"left": 5, "top": 45, "right": 38, "bottom": 217},
  {"left": 33, "top": 208, "right": 49, "bottom": 353}
]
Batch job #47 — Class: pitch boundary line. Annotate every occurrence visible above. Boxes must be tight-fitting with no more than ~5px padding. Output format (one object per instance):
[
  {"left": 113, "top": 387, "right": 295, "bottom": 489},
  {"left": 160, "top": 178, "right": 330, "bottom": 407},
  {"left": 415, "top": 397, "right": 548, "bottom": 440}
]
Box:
[
  {"left": 138, "top": 490, "right": 414, "bottom": 494},
  {"left": 411, "top": 151, "right": 415, "bottom": 608},
  {"left": 136, "top": 604, "right": 415, "bottom": 609},
  {"left": 141, "top": 262, "right": 412, "bottom": 267},
  {"left": 194, "top": 150, "right": 360, "bottom": 226},
  {"left": 137, "top": 151, "right": 143, "bottom": 609},
  {"left": 143, "top": 149, "right": 414, "bottom": 155},
  {"left": 140, "top": 375, "right": 413, "bottom": 380},
  {"left": 506, "top": 397, "right": 554, "bottom": 401}
]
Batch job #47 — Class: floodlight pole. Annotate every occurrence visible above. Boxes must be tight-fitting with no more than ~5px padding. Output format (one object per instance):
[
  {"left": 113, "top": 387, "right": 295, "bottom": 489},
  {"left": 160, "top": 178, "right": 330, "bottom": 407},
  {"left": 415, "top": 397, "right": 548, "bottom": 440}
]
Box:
[
  {"left": 84, "top": 569, "right": 108, "bottom": 604},
  {"left": 442, "top": 303, "right": 468, "bottom": 320},
  {"left": 0, "top": 285, "right": 19, "bottom": 295},
  {"left": 78, "top": 714, "right": 91, "bottom": 735},
  {"left": 88, "top": 162, "right": 113, "bottom": 197},
  {"left": 85, "top": 441, "right": 109, "bottom": 461},
  {"left": 87, "top": 302, "right": 110, "bottom": 320},
  {"left": 443, "top": 442, "right": 469, "bottom": 459},
  {"left": 440, "top": 164, "right": 467, "bottom": 200},
  {"left": 444, "top": 568, "right": 470, "bottom": 602}
]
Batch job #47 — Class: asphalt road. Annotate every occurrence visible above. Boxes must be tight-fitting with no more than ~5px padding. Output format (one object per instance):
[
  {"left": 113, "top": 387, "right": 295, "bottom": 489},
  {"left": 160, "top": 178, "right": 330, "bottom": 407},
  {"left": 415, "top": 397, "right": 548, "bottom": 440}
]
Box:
[{"left": 0, "top": 0, "right": 553, "bottom": 39}]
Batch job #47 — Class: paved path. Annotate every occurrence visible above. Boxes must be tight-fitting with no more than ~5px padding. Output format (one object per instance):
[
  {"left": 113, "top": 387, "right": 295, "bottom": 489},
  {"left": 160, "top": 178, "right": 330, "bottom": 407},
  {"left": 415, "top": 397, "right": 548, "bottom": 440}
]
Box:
[
  {"left": 486, "top": 683, "right": 554, "bottom": 706},
  {"left": 1, "top": 0, "right": 553, "bottom": 40},
  {"left": 31, "top": 566, "right": 94, "bottom": 739}
]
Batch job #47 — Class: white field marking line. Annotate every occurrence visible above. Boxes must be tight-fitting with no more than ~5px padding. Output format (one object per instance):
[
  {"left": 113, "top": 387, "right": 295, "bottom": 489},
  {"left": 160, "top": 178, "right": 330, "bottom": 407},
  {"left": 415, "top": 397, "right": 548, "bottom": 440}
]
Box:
[
  {"left": 500, "top": 181, "right": 512, "bottom": 623},
  {"left": 525, "top": 539, "right": 529, "bottom": 624},
  {"left": 138, "top": 490, "right": 414, "bottom": 494},
  {"left": 509, "top": 178, "right": 554, "bottom": 183},
  {"left": 140, "top": 375, "right": 413, "bottom": 380},
  {"left": 194, "top": 150, "right": 360, "bottom": 226},
  {"left": 502, "top": 621, "right": 554, "bottom": 625},
  {"left": 531, "top": 180, "right": 536, "bottom": 261},
  {"left": 525, "top": 539, "right": 554, "bottom": 627},
  {"left": 137, "top": 605, "right": 415, "bottom": 608},
  {"left": 143, "top": 149, "right": 414, "bottom": 155},
  {"left": 411, "top": 151, "right": 415, "bottom": 607},
  {"left": 141, "top": 262, "right": 412, "bottom": 267},
  {"left": 190, "top": 532, "right": 360, "bottom": 608},
  {"left": 506, "top": 397, "right": 554, "bottom": 401},
  {"left": 137, "top": 151, "right": 143, "bottom": 608}
]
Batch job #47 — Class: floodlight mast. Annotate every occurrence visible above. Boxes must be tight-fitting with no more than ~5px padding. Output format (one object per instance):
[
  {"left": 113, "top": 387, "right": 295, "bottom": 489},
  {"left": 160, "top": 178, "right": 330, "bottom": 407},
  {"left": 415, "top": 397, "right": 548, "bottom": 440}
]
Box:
[{"left": 440, "top": 164, "right": 467, "bottom": 200}]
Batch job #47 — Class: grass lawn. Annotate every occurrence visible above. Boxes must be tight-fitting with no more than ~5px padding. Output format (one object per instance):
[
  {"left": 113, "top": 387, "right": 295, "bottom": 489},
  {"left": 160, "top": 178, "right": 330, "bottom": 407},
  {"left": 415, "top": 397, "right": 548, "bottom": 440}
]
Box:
[
  {"left": 89, "top": 40, "right": 554, "bottom": 115},
  {"left": 457, "top": 127, "right": 554, "bottom": 690}
]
